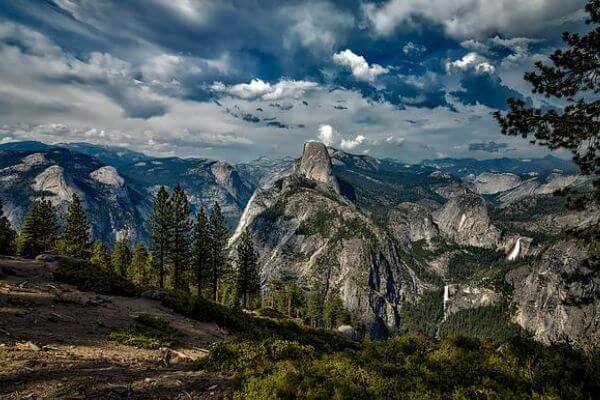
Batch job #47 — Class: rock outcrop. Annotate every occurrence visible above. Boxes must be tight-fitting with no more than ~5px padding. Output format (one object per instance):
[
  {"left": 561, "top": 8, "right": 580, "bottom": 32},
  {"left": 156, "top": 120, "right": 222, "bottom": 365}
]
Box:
[
  {"left": 443, "top": 284, "right": 501, "bottom": 318},
  {"left": 432, "top": 193, "right": 500, "bottom": 248},
  {"left": 388, "top": 203, "right": 438, "bottom": 247},
  {"left": 296, "top": 141, "right": 340, "bottom": 194},
  {"left": 32, "top": 165, "right": 77, "bottom": 207},
  {"left": 90, "top": 166, "right": 125, "bottom": 187},
  {"left": 231, "top": 142, "right": 420, "bottom": 337},
  {"left": 471, "top": 172, "right": 521, "bottom": 195},
  {"left": 508, "top": 240, "right": 600, "bottom": 350}
]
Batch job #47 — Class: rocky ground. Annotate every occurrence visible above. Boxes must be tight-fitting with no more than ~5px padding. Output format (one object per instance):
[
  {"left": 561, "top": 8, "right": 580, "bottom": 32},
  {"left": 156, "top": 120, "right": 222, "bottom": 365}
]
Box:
[{"left": 0, "top": 257, "right": 231, "bottom": 399}]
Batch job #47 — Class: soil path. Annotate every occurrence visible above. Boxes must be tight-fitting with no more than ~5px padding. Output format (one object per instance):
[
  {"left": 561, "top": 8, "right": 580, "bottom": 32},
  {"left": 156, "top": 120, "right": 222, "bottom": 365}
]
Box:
[{"left": 0, "top": 257, "right": 230, "bottom": 399}]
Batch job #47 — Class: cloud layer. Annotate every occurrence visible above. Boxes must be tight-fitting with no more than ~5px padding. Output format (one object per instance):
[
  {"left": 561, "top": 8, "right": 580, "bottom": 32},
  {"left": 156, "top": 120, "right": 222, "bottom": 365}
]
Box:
[{"left": 0, "top": 0, "right": 587, "bottom": 162}]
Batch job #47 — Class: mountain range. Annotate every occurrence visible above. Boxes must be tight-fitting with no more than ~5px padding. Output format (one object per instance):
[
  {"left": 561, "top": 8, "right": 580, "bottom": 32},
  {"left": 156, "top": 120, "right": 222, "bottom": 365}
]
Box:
[{"left": 0, "top": 140, "right": 597, "bottom": 348}]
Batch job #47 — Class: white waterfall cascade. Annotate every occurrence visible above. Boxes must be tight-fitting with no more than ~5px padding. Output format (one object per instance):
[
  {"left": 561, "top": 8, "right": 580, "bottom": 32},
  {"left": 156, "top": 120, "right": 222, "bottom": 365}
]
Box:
[{"left": 507, "top": 237, "right": 522, "bottom": 261}]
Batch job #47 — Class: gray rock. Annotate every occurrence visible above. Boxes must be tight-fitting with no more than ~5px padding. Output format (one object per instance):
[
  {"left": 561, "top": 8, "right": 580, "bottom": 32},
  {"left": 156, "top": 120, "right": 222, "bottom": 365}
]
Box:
[
  {"left": 508, "top": 240, "right": 600, "bottom": 350},
  {"left": 296, "top": 141, "right": 340, "bottom": 194},
  {"left": 443, "top": 284, "right": 501, "bottom": 318},
  {"left": 388, "top": 203, "right": 438, "bottom": 247},
  {"left": 433, "top": 193, "right": 500, "bottom": 248}
]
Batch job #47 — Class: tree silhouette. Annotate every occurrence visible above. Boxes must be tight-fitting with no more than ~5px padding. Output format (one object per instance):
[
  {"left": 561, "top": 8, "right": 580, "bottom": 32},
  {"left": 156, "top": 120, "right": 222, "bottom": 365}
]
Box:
[{"left": 495, "top": 0, "right": 600, "bottom": 207}]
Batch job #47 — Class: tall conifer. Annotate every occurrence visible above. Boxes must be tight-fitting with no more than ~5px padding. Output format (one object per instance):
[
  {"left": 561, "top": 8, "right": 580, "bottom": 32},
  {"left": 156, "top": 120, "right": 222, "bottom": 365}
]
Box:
[
  {"left": 62, "top": 193, "right": 90, "bottom": 258},
  {"left": 236, "top": 229, "right": 260, "bottom": 308},
  {"left": 209, "top": 202, "right": 228, "bottom": 302},
  {"left": 192, "top": 207, "right": 210, "bottom": 297},
  {"left": 149, "top": 186, "right": 171, "bottom": 288},
  {"left": 169, "top": 184, "right": 192, "bottom": 291},
  {"left": 0, "top": 197, "right": 16, "bottom": 255}
]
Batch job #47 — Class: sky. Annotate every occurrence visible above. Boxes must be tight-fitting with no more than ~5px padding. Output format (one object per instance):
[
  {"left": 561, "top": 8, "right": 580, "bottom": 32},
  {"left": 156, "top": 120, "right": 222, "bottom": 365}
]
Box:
[{"left": 0, "top": 0, "right": 590, "bottom": 163}]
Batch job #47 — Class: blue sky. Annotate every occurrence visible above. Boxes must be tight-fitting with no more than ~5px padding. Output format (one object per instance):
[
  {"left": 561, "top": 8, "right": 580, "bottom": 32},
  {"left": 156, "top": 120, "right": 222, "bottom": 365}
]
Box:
[{"left": 0, "top": 0, "right": 589, "bottom": 162}]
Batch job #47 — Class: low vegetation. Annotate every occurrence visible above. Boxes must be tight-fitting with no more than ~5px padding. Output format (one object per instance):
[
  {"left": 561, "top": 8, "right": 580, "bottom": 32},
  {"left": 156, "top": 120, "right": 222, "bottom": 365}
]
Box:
[{"left": 110, "top": 314, "right": 180, "bottom": 349}]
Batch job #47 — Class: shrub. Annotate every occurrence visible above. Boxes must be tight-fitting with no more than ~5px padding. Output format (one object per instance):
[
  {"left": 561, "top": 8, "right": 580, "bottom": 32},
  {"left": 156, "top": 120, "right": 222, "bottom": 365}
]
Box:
[
  {"left": 110, "top": 314, "right": 180, "bottom": 349},
  {"left": 55, "top": 256, "right": 139, "bottom": 296}
]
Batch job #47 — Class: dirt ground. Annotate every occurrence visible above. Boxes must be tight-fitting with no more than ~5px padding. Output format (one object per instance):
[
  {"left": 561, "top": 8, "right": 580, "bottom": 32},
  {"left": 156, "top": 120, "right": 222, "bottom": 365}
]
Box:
[{"left": 0, "top": 257, "right": 231, "bottom": 399}]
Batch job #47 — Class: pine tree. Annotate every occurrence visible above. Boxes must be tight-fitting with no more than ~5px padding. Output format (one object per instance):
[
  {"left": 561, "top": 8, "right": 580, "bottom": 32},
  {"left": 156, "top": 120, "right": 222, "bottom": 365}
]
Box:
[
  {"left": 192, "top": 207, "right": 210, "bottom": 297},
  {"left": 236, "top": 229, "right": 261, "bottom": 309},
  {"left": 169, "top": 184, "right": 192, "bottom": 291},
  {"left": 0, "top": 197, "right": 16, "bottom": 255},
  {"left": 306, "top": 288, "right": 324, "bottom": 328},
  {"left": 495, "top": 0, "right": 600, "bottom": 207},
  {"left": 209, "top": 202, "right": 229, "bottom": 302},
  {"left": 149, "top": 186, "right": 171, "bottom": 288},
  {"left": 130, "top": 242, "right": 154, "bottom": 286},
  {"left": 62, "top": 193, "right": 90, "bottom": 259},
  {"left": 324, "top": 290, "right": 345, "bottom": 329},
  {"left": 90, "top": 240, "right": 111, "bottom": 269},
  {"left": 17, "top": 199, "right": 57, "bottom": 258},
  {"left": 111, "top": 238, "right": 132, "bottom": 277}
]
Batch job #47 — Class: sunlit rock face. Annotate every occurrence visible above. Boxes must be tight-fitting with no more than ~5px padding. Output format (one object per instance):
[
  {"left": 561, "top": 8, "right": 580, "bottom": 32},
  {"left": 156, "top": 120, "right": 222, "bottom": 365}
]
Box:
[
  {"left": 90, "top": 166, "right": 125, "bottom": 187},
  {"left": 296, "top": 141, "right": 340, "bottom": 194},
  {"left": 432, "top": 193, "right": 500, "bottom": 248}
]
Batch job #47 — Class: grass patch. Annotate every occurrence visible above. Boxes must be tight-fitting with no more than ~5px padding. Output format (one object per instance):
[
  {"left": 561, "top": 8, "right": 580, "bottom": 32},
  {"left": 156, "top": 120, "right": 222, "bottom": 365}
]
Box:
[{"left": 110, "top": 314, "right": 180, "bottom": 349}]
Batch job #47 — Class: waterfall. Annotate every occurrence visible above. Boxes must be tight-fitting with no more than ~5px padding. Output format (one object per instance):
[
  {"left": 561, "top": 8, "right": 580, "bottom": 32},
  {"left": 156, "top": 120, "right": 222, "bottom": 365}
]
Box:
[{"left": 507, "top": 237, "right": 521, "bottom": 261}]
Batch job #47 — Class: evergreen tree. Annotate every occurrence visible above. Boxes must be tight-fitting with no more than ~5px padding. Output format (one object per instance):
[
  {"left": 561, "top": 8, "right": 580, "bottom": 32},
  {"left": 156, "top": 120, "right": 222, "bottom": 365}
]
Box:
[
  {"left": 0, "top": 197, "right": 16, "bottom": 255},
  {"left": 209, "top": 202, "right": 229, "bottom": 302},
  {"left": 62, "top": 193, "right": 90, "bottom": 259},
  {"left": 495, "top": 0, "right": 600, "bottom": 207},
  {"left": 17, "top": 199, "right": 57, "bottom": 257},
  {"left": 149, "top": 186, "right": 171, "bottom": 288},
  {"left": 306, "top": 288, "right": 324, "bottom": 328},
  {"left": 192, "top": 207, "right": 210, "bottom": 297},
  {"left": 263, "top": 277, "right": 284, "bottom": 309},
  {"left": 236, "top": 229, "right": 261, "bottom": 309},
  {"left": 130, "top": 242, "right": 154, "bottom": 286},
  {"left": 169, "top": 184, "right": 192, "bottom": 291},
  {"left": 111, "top": 238, "right": 132, "bottom": 277},
  {"left": 90, "top": 240, "right": 111, "bottom": 269},
  {"left": 324, "top": 290, "right": 345, "bottom": 329}
]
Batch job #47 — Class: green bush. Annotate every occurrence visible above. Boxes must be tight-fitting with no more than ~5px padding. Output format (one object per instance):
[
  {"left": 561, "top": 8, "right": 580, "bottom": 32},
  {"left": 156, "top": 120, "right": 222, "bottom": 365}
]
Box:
[
  {"left": 110, "top": 314, "right": 180, "bottom": 349},
  {"left": 55, "top": 256, "right": 139, "bottom": 296},
  {"left": 227, "top": 334, "right": 600, "bottom": 400},
  {"left": 256, "top": 307, "right": 289, "bottom": 320}
]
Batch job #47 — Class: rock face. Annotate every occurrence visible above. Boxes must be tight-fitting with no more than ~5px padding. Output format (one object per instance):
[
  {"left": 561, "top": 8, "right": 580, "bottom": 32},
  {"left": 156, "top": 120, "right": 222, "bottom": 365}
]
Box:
[
  {"left": 32, "top": 166, "right": 77, "bottom": 207},
  {"left": 90, "top": 166, "right": 125, "bottom": 187},
  {"left": 471, "top": 172, "right": 521, "bottom": 195},
  {"left": 209, "top": 161, "right": 253, "bottom": 206},
  {"left": 296, "top": 141, "right": 340, "bottom": 193},
  {"left": 503, "top": 236, "right": 534, "bottom": 261},
  {"left": 508, "top": 240, "right": 600, "bottom": 350},
  {"left": 388, "top": 203, "right": 439, "bottom": 247},
  {"left": 433, "top": 193, "right": 500, "bottom": 248},
  {"left": 231, "top": 142, "right": 420, "bottom": 338},
  {"left": 443, "top": 284, "right": 501, "bottom": 318}
]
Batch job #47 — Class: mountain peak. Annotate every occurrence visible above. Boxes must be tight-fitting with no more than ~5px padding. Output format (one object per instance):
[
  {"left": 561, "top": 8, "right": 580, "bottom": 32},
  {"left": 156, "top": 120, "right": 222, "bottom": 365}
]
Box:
[{"left": 297, "top": 141, "right": 340, "bottom": 193}]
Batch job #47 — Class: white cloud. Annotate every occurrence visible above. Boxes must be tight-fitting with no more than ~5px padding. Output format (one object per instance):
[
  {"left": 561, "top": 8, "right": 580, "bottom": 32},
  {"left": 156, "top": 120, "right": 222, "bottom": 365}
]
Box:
[
  {"left": 317, "top": 124, "right": 366, "bottom": 151},
  {"left": 340, "top": 135, "right": 366, "bottom": 150},
  {"left": 333, "top": 49, "right": 389, "bottom": 82},
  {"left": 211, "top": 78, "right": 319, "bottom": 101},
  {"left": 318, "top": 124, "right": 337, "bottom": 146},
  {"left": 363, "top": 0, "right": 586, "bottom": 39},
  {"left": 446, "top": 53, "right": 495, "bottom": 74},
  {"left": 402, "top": 41, "right": 426, "bottom": 55},
  {"left": 282, "top": 2, "right": 354, "bottom": 54}
]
